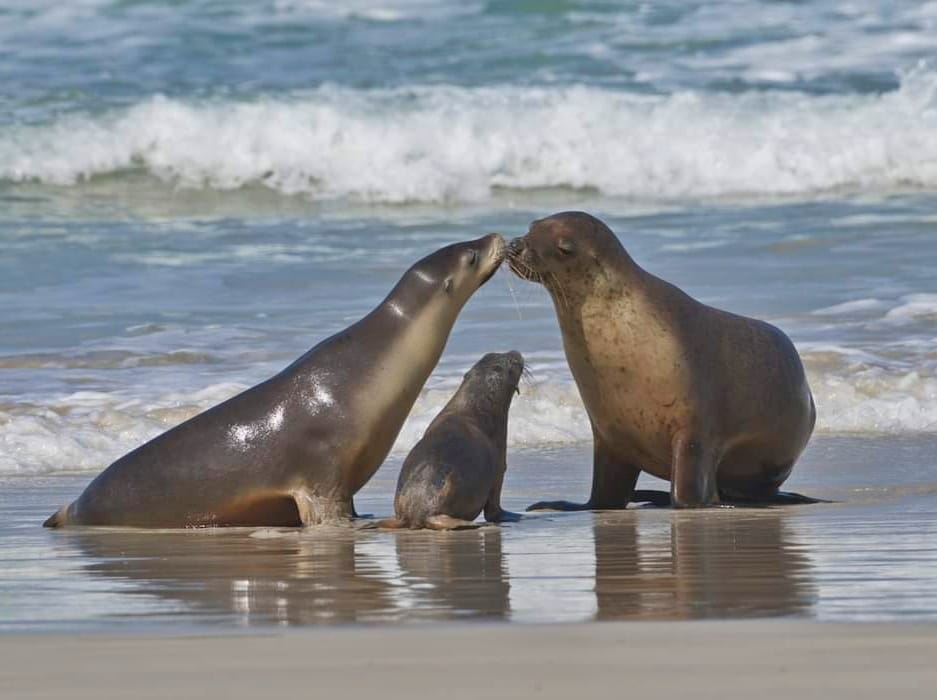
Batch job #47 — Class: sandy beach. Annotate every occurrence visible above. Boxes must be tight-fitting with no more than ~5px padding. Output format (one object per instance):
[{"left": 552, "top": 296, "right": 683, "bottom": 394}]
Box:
[{"left": 4, "top": 621, "right": 937, "bottom": 699}]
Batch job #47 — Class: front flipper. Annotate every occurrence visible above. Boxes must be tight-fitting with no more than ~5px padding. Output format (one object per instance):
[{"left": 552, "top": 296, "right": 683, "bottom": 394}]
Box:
[
  {"left": 630, "top": 490, "right": 672, "bottom": 507},
  {"left": 526, "top": 500, "right": 593, "bottom": 512},
  {"left": 670, "top": 433, "right": 719, "bottom": 508},
  {"left": 528, "top": 432, "right": 640, "bottom": 512},
  {"left": 485, "top": 508, "right": 522, "bottom": 523},
  {"left": 292, "top": 489, "right": 354, "bottom": 526},
  {"left": 350, "top": 498, "right": 373, "bottom": 519},
  {"left": 484, "top": 459, "right": 522, "bottom": 522}
]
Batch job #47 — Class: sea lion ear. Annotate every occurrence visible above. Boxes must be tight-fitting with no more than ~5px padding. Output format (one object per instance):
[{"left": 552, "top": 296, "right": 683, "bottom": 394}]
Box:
[
  {"left": 557, "top": 238, "right": 576, "bottom": 256},
  {"left": 444, "top": 277, "right": 453, "bottom": 293}
]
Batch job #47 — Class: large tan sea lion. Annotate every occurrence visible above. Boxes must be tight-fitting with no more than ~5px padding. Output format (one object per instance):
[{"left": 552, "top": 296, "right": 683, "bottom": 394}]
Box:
[
  {"left": 507, "top": 212, "right": 817, "bottom": 509},
  {"left": 45, "top": 234, "right": 506, "bottom": 528}
]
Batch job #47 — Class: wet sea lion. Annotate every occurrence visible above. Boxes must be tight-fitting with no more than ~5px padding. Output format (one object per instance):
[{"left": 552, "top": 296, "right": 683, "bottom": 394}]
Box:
[
  {"left": 507, "top": 211, "right": 817, "bottom": 509},
  {"left": 45, "top": 234, "right": 506, "bottom": 528},
  {"left": 377, "top": 351, "right": 524, "bottom": 530}
]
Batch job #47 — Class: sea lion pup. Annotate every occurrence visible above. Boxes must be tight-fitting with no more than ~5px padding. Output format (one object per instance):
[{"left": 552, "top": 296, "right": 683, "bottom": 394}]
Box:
[
  {"left": 377, "top": 351, "right": 524, "bottom": 530},
  {"left": 507, "top": 212, "right": 818, "bottom": 509},
  {"left": 44, "top": 234, "right": 506, "bottom": 528}
]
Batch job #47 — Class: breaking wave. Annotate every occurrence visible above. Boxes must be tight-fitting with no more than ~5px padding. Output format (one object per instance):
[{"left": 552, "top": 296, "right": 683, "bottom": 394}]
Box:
[{"left": 4, "top": 66, "right": 937, "bottom": 202}]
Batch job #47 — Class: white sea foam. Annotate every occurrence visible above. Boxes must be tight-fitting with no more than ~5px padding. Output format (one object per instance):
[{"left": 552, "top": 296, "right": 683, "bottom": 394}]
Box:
[
  {"left": 809, "top": 368, "right": 937, "bottom": 434},
  {"left": 3, "top": 355, "right": 937, "bottom": 476},
  {"left": 271, "top": 0, "right": 482, "bottom": 22},
  {"left": 883, "top": 294, "right": 937, "bottom": 323},
  {"left": 5, "top": 66, "right": 937, "bottom": 202},
  {"left": 811, "top": 299, "right": 887, "bottom": 316}
]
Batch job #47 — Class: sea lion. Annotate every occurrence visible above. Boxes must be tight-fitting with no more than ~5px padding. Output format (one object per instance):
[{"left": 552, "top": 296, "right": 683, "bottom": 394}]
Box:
[
  {"left": 45, "top": 234, "right": 506, "bottom": 528},
  {"left": 507, "top": 211, "right": 817, "bottom": 509},
  {"left": 377, "top": 351, "right": 524, "bottom": 530}
]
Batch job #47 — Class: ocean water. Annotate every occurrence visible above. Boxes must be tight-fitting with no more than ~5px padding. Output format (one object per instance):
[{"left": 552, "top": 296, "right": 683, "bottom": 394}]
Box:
[{"left": 2, "top": 0, "right": 937, "bottom": 628}]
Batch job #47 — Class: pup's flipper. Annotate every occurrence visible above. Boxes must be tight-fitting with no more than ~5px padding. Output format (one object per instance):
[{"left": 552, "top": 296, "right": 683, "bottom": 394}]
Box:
[
  {"left": 358, "top": 517, "right": 407, "bottom": 530},
  {"left": 425, "top": 515, "right": 481, "bottom": 531}
]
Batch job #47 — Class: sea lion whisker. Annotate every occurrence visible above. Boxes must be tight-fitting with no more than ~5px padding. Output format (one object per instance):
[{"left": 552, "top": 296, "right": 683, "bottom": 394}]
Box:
[
  {"left": 548, "top": 271, "right": 570, "bottom": 311},
  {"left": 502, "top": 273, "right": 524, "bottom": 321},
  {"left": 507, "top": 254, "right": 540, "bottom": 284}
]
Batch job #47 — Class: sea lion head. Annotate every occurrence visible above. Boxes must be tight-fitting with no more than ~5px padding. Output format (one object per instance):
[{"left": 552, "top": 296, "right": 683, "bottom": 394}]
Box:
[
  {"left": 506, "top": 211, "right": 625, "bottom": 300},
  {"left": 398, "top": 233, "right": 506, "bottom": 313},
  {"left": 462, "top": 350, "right": 525, "bottom": 403}
]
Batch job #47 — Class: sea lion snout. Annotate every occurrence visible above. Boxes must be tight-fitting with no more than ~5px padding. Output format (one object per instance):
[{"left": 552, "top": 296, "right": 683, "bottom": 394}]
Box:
[
  {"left": 485, "top": 232, "right": 507, "bottom": 262},
  {"left": 506, "top": 236, "right": 541, "bottom": 283},
  {"left": 471, "top": 233, "right": 506, "bottom": 286},
  {"left": 505, "top": 350, "right": 525, "bottom": 394},
  {"left": 504, "top": 350, "right": 524, "bottom": 383}
]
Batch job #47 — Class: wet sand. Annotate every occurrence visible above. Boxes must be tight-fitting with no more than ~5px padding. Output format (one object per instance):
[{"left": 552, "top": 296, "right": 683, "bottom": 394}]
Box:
[{"left": 3, "top": 621, "right": 937, "bottom": 699}]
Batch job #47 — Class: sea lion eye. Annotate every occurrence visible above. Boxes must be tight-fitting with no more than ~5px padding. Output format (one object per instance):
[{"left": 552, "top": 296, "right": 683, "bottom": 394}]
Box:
[
  {"left": 557, "top": 239, "right": 576, "bottom": 256},
  {"left": 468, "top": 249, "right": 478, "bottom": 266}
]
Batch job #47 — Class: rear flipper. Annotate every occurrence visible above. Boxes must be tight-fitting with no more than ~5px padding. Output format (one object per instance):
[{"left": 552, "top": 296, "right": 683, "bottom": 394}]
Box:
[
  {"left": 425, "top": 514, "right": 481, "bottom": 531},
  {"left": 43, "top": 505, "right": 69, "bottom": 528},
  {"left": 625, "top": 489, "right": 830, "bottom": 508},
  {"left": 721, "top": 490, "right": 831, "bottom": 506}
]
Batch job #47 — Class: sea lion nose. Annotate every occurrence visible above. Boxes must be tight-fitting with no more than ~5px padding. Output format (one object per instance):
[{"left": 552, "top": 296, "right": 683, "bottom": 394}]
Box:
[{"left": 508, "top": 237, "right": 526, "bottom": 256}]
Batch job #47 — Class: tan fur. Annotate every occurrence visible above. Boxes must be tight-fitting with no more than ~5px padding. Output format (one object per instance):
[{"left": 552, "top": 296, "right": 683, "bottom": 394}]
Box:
[{"left": 509, "top": 212, "right": 816, "bottom": 509}]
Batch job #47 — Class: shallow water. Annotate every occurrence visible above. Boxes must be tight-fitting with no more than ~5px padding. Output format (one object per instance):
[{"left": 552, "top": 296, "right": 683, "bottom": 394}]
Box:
[
  {"left": 3, "top": 0, "right": 937, "bottom": 630},
  {"left": 2, "top": 436, "right": 936, "bottom": 630}
]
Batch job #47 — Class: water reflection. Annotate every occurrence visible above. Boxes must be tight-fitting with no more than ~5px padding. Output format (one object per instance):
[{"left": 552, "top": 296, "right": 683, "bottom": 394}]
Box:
[
  {"left": 594, "top": 510, "right": 817, "bottom": 620},
  {"left": 64, "top": 528, "right": 397, "bottom": 625},
  {"left": 59, "top": 510, "right": 816, "bottom": 626},
  {"left": 393, "top": 528, "right": 509, "bottom": 620},
  {"left": 62, "top": 526, "right": 510, "bottom": 626}
]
